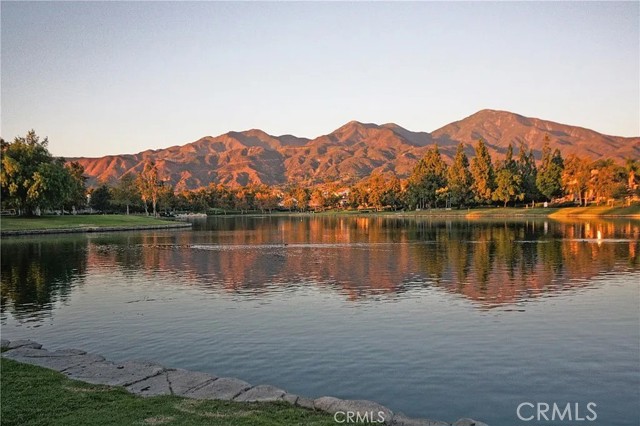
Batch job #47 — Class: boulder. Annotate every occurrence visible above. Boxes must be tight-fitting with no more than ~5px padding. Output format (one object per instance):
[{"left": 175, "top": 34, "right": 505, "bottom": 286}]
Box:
[
  {"left": 184, "top": 377, "right": 251, "bottom": 400},
  {"left": 6, "top": 339, "right": 42, "bottom": 350},
  {"left": 126, "top": 372, "right": 172, "bottom": 397},
  {"left": 234, "top": 384, "right": 286, "bottom": 402},
  {"left": 64, "top": 360, "right": 165, "bottom": 387},
  {"left": 2, "top": 347, "right": 105, "bottom": 372},
  {"left": 283, "top": 393, "right": 299, "bottom": 405},
  {"left": 297, "top": 396, "right": 316, "bottom": 410},
  {"left": 166, "top": 369, "right": 217, "bottom": 396}
]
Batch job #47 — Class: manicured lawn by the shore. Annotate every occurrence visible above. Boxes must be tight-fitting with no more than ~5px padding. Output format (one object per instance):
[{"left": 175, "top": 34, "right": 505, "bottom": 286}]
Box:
[
  {"left": 548, "top": 205, "right": 640, "bottom": 218},
  {"left": 310, "top": 205, "right": 640, "bottom": 219},
  {"left": 0, "top": 215, "right": 180, "bottom": 231},
  {"left": 0, "top": 358, "right": 338, "bottom": 426}
]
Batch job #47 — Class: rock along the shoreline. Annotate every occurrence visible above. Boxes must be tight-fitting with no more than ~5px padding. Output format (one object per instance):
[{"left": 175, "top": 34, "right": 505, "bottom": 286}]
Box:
[{"left": 1, "top": 339, "right": 488, "bottom": 425}]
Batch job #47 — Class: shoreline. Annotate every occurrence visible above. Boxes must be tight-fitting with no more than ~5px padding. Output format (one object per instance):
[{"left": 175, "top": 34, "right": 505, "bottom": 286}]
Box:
[
  {"left": 0, "top": 221, "right": 192, "bottom": 237},
  {"left": 1, "top": 339, "right": 487, "bottom": 426},
  {"left": 206, "top": 207, "right": 640, "bottom": 220}
]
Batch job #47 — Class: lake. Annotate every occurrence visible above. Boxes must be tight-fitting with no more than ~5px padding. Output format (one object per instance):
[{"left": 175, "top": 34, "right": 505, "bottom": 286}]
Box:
[{"left": 1, "top": 215, "right": 639, "bottom": 425}]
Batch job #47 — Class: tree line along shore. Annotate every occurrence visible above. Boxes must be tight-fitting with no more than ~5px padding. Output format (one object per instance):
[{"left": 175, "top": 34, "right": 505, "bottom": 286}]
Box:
[{"left": 2, "top": 130, "right": 639, "bottom": 218}]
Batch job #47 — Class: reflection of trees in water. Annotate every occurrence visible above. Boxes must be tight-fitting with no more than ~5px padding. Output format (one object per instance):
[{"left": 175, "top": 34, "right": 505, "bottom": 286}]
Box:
[
  {"left": 1, "top": 237, "right": 88, "bottom": 320},
  {"left": 2, "top": 218, "right": 638, "bottom": 316},
  {"left": 146, "top": 218, "right": 640, "bottom": 305},
  {"left": 404, "top": 219, "right": 639, "bottom": 307},
  {"left": 160, "top": 217, "right": 640, "bottom": 306}
]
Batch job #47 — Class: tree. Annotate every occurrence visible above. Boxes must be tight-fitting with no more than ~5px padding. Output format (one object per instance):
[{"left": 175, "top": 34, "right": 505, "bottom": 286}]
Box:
[
  {"left": 517, "top": 142, "right": 538, "bottom": 204},
  {"left": 492, "top": 144, "right": 524, "bottom": 207},
  {"left": 1, "top": 130, "right": 54, "bottom": 215},
  {"left": 233, "top": 187, "right": 253, "bottom": 213},
  {"left": 536, "top": 139, "right": 564, "bottom": 201},
  {"left": 112, "top": 172, "right": 139, "bottom": 214},
  {"left": 625, "top": 159, "right": 640, "bottom": 198},
  {"left": 447, "top": 143, "right": 474, "bottom": 208},
  {"left": 589, "top": 159, "right": 626, "bottom": 204},
  {"left": 1, "top": 131, "right": 85, "bottom": 215},
  {"left": 254, "top": 185, "right": 279, "bottom": 213},
  {"left": 65, "top": 161, "right": 87, "bottom": 212},
  {"left": 347, "top": 183, "right": 368, "bottom": 209},
  {"left": 562, "top": 155, "right": 591, "bottom": 206},
  {"left": 470, "top": 139, "right": 496, "bottom": 204},
  {"left": 288, "top": 185, "right": 310, "bottom": 211},
  {"left": 136, "top": 161, "right": 161, "bottom": 216},
  {"left": 32, "top": 158, "right": 74, "bottom": 213},
  {"left": 89, "top": 184, "right": 112, "bottom": 212},
  {"left": 357, "top": 173, "right": 403, "bottom": 211},
  {"left": 309, "top": 188, "right": 328, "bottom": 211},
  {"left": 406, "top": 146, "right": 448, "bottom": 209},
  {"left": 366, "top": 173, "right": 387, "bottom": 211},
  {"left": 383, "top": 175, "right": 403, "bottom": 210}
]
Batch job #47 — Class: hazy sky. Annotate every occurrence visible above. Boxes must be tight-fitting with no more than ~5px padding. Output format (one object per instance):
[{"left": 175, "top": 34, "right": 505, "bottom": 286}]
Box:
[{"left": 2, "top": 1, "right": 638, "bottom": 158}]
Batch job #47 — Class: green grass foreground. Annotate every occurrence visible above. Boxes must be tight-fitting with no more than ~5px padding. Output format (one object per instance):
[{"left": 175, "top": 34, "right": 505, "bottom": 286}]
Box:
[
  {"left": 0, "top": 358, "right": 339, "bottom": 426},
  {"left": 0, "top": 215, "right": 180, "bottom": 231}
]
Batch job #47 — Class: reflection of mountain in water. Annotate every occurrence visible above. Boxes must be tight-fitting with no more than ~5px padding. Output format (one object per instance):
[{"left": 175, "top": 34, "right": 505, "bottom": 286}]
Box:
[
  {"left": 2, "top": 217, "right": 639, "bottom": 317},
  {"left": 84, "top": 217, "right": 640, "bottom": 305}
]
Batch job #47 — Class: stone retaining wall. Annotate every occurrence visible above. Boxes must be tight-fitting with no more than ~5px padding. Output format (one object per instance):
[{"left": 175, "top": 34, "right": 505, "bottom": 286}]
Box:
[{"left": 1, "top": 339, "right": 488, "bottom": 426}]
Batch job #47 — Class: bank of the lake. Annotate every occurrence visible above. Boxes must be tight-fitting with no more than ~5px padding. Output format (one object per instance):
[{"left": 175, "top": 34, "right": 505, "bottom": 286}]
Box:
[
  {"left": 1, "top": 340, "right": 482, "bottom": 426},
  {"left": 0, "top": 357, "right": 339, "bottom": 426},
  {"left": 212, "top": 205, "right": 640, "bottom": 219},
  {"left": 377, "top": 205, "right": 639, "bottom": 219},
  {"left": 0, "top": 215, "right": 192, "bottom": 236}
]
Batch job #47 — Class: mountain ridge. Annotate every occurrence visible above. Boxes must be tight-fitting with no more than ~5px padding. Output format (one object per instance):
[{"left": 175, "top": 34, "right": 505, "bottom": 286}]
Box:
[{"left": 70, "top": 109, "right": 640, "bottom": 190}]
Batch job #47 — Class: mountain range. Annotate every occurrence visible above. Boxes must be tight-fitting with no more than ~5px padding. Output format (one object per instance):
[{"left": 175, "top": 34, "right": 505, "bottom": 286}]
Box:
[{"left": 71, "top": 109, "right": 640, "bottom": 190}]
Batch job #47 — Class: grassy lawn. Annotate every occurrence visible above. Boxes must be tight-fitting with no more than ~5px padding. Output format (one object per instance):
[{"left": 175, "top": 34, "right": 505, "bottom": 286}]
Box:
[
  {"left": 0, "top": 215, "right": 181, "bottom": 231},
  {"left": 0, "top": 358, "right": 338, "bottom": 426},
  {"left": 548, "top": 205, "right": 640, "bottom": 218},
  {"left": 312, "top": 205, "right": 640, "bottom": 219}
]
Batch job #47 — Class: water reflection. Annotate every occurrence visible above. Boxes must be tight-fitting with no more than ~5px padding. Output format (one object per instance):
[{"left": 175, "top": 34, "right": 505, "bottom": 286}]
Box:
[
  {"left": 1, "top": 217, "right": 639, "bottom": 319},
  {"left": 1, "top": 236, "right": 88, "bottom": 321}
]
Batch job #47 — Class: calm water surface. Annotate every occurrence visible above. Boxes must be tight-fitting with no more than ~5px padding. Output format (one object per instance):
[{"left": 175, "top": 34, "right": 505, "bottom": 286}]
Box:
[{"left": 2, "top": 216, "right": 639, "bottom": 425}]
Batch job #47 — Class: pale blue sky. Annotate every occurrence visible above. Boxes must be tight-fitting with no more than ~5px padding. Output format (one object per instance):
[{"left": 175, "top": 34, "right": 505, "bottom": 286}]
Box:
[{"left": 2, "top": 1, "right": 638, "bottom": 157}]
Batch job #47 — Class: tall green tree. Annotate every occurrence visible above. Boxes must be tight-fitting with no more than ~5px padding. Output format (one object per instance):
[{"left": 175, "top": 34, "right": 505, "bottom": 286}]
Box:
[
  {"left": 493, "top": 144, "right": 524, "bottom": 207},
  {"left": 1, "top": 130, "right": 54, "bottom": 215},
  {"left": 536, "top": 139, "right": 564, "bottom": 201},
  {"left": 65, "top": 161, "right": 87, "bottom": 212},
  {"left": 447, "top": 143, "right": 474, "bottom": 208},
  {"left": 470, "top": 139, "right": 495, "bottom": 205},
  {"left": 112, "top": 172, "right": 139, "bottom": 214},
  {"left": 89, "top": 184, "right": 112, "bottom": 212},
  {"left": 517, "top": 142, "right": 538, "bottom": 204},
  {"left": 406, "top": 146, "right": 448, "bottom": 209}
]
